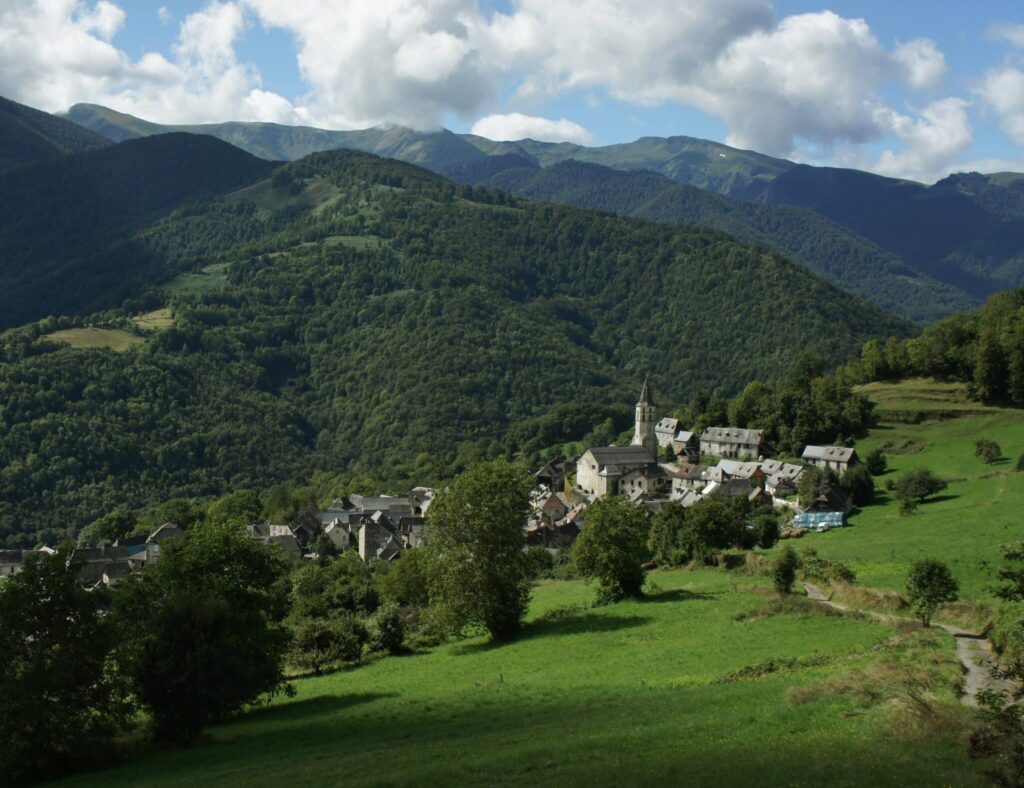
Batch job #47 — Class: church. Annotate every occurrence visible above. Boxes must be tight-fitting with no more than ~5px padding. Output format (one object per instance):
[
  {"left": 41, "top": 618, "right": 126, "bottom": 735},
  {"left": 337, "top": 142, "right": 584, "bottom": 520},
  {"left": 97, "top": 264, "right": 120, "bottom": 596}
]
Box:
[{"left": 575, "top": 379, "right": 669, "bottom": 499}]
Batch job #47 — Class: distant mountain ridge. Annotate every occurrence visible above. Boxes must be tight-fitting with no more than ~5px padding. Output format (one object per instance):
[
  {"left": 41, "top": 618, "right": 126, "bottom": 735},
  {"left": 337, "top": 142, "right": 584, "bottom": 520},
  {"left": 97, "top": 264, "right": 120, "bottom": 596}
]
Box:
[
  {"left": 63, "top": 101, "right": 1024, "bottom": 317},
  {"left": 457, "top": 159, "right": 977, "bottom": 322}
]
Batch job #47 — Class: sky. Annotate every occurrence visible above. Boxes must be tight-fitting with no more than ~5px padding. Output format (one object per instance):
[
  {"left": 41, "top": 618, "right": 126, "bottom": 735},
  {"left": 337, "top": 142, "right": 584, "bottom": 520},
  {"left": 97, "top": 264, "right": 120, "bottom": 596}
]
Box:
[{"left": 1, "top": 1, "right": 1023, "bottom": 182}]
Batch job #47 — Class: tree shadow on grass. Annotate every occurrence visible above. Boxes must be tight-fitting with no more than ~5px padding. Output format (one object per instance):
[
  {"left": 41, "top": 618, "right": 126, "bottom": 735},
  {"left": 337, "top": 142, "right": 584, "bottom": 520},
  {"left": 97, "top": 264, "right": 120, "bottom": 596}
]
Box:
[
  {"left": 237, "top": 693, "right": 397, "bottom": 726},
  {"left": 455, "top": 613, "right": 651, "bottom": 654},
  {"left": 922, "top": 494, "right": 958, "bottom": 505},
  {"left": 641, "top": 588, "right": 715, "bottom": 604}
]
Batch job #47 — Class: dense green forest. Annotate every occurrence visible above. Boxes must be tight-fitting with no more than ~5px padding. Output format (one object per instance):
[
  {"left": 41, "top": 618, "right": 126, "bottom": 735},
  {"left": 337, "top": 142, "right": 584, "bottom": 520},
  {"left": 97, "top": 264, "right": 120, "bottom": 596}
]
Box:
[
  {"left": 457, "top": 159, "right": 975, "bottom": 322},
  {"left": 0, "top": 95, "right": 109, "bottom": 174},
  {"left": 0, "top": 134, "right": 273, "bottom": 328},
  {"left": 841, "top": 287, "right": 1024, "bottom": 407},
  {"left": 0, "top": 145, "right": 909, "bottom": 547}
]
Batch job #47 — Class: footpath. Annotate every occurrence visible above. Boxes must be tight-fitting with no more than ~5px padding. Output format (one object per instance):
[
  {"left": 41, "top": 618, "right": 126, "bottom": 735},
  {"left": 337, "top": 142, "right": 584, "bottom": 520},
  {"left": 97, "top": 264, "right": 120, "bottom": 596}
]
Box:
[{"left": 802, "top": 582, "right": 1017, "bottom": 706}]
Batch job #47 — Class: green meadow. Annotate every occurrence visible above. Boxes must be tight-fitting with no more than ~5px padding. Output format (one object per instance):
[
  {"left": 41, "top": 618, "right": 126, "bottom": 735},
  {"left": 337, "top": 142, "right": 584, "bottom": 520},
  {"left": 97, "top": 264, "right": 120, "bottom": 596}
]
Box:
[
  {"left": 777, "top": 379, "right": 1024, "bottom": 599},
  {"left": 62, "top": 568, "right": 980, "bottom": 788},
  {"left": 43, "top": 327, "right": 144, "bottom": 352}
]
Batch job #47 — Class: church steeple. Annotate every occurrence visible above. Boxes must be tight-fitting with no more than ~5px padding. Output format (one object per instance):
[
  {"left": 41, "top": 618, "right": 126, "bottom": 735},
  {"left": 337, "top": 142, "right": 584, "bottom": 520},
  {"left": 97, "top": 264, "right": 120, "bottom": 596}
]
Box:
[{"left": 631, "top": 376, "right": 657, "bottom": 455}]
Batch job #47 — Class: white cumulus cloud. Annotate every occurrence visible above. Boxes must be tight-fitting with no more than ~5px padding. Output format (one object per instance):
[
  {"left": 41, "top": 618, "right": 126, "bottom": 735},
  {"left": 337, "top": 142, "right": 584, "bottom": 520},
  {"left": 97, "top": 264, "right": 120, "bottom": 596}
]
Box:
[
  {"left": 894, "top": 38, "right": 947, "bottom": 89},
  {"left": 872, "top": 98, "right": 972, "bottom": 181},
  {"left": 471, "top": 113, "right": 593, "bottom": 144},
  {"left": 980, "top": 66, "right": 1024, "bottom": 146}
]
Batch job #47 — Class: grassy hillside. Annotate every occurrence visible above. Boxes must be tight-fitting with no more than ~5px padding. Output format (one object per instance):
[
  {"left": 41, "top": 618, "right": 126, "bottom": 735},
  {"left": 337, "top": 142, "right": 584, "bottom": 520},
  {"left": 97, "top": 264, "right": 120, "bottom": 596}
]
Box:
[
  {"left": 465, "top": 160, "right": 976, "bottom": 322},
  {"left": 0, "top": 95, "right": 110, "bottom": 173},
  {"left": 768, "top": 379, "right": 1024, "bottom": 598},
  {"left": 0, "top": 134, "right": 273, "bottom": 328},
  {"left": 59, "top": 567, "right": 979, "bottom": 787},
  {"left": 0, "top": 147, "right": 911, "bottom": 546}
]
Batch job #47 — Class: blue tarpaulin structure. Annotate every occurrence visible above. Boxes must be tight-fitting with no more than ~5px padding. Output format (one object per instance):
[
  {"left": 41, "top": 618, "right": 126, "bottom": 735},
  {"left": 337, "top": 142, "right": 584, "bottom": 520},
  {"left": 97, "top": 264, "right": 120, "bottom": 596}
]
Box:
[{"left": 792, "top": 511, "right": 846, "bottom": 530}]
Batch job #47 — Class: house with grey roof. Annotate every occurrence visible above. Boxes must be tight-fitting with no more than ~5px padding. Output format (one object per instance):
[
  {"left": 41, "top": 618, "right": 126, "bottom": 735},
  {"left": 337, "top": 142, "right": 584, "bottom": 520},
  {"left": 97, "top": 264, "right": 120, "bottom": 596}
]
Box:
[
  {"left": 655, "top": 417, "right": 680, "bottom": 449},
  {"left": 671, "top": 430, "right": 700, "bottom": 461},
  {"left": 802, "top": 445, "right": 859, "bottom": 475},
  {"left": 700, "top": 427, "right": 770, "bottom": 460}
]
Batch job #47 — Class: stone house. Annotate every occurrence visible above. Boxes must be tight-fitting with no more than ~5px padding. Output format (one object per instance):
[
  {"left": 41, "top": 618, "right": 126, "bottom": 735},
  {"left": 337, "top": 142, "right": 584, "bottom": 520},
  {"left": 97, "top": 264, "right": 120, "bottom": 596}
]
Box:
[
  {"left": 671, "top": 430, "right": 700, "bottom": 461},
  {"left": 700, "top": 427, "right": 769, "bottom": 460},
  {"left": 801, "top": 445, "right": 859, "bottom": 475}
]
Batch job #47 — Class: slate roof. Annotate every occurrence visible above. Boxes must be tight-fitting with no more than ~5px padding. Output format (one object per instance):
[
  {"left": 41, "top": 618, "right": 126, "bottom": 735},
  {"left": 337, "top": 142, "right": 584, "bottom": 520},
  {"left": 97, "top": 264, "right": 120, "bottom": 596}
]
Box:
[
  {"left": 714, "top": 460, "right": 764, "bottom": 479},
  {"left": 701, "top": 427, "right": 765, "bottom": 446},
  {"left": 655, "top": 417, "right": 679, "bottom": 435},
  {"left": 674, "top": 463, "right": 706, "bottom": 480},
  {"left": 802, "top": 445, "right": 857, "bottom": 463},
  {"left": 586, "top": 446, "right": 657, "bottom": 465},
  {"left": 673, "top": 430, "right": 696, "bottom": 443}
]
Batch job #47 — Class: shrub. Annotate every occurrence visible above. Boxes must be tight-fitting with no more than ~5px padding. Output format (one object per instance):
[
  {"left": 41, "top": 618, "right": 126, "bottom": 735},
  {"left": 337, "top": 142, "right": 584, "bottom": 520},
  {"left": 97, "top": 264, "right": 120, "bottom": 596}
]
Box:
[
  {"left": 974, "top": 438, "right": 1003, "bottom": 464},
  {"left": 865, "top": 448, "right": 888, "bottom": 476},
  {"left": 774, "top": 547, "right": 799, "bottom": 595},
  {"left": 524, "top": 546, "right": 556, "bottom": 580},
  {"left": 366, "top": 603, "right": 405, "bottom": 656},
  {"left": 841, "top": 464, "right": 875, "bottom": 506},
  {"left": 1016, "top": 453, "right": 1024, "bottom": 472},
  {"left": 905, "top": 559, "right": 959, "bottom": 627},
  {"left": 895, "top": 468, "right": 948, "bottom": 503},
  {"left": 900, "top": 497, "right": 919, "bottom": 516},
  {"left": 377, "top": 549, "right": 429, "bottom": 608},
  {"left": 752, "top": 514, "right": 780, "bottom": 550},
  {"left": 291, "top": 614, "right": 367, "bottom": 673}
]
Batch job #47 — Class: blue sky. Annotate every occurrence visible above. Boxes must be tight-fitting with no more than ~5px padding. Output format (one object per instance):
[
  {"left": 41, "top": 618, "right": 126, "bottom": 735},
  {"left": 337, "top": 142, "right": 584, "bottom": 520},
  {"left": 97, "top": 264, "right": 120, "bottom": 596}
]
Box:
[{"left": 2, "top": 1, "right": 1023, "bottom": 181}]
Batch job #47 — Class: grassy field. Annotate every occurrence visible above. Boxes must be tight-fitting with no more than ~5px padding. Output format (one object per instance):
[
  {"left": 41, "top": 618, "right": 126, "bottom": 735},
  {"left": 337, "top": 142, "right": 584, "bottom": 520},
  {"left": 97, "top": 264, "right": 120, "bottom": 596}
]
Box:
[
  {"left": 63, "top": 568, "right": 980, "bottom": 788},
  {"left": 163, "top": 263, "right": 230, "bottom": 297},
  {"left": 131, "top": 307, "right": 174, "bottom": 331},
  {"left": 43, "top": 327, "right": 144, "bottom": 352},
  {"left": 775, "top": 379, "right": 1024, "bottom": 599}
]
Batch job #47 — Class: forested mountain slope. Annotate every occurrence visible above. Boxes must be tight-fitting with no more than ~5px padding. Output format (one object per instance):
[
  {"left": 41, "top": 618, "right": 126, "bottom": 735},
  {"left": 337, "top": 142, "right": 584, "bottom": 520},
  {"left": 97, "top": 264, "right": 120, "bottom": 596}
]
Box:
[
  {"left": 0, "top": 147, "right": 909, "bottom": 546},
  {"left": 0, "top": 133, "right": 274, "bottom": 328},
  {"left": 0, "top": 95, "right": 110, "bottom": 173},
  {"left": 67, "top": 101, "right": 1024, "bottom": 312},
  {"left": 761, "top": 166, "right": 1024, "bottom": 298},
  {"left": 460, "top": 159, "right": 977, "bottom": 322}
]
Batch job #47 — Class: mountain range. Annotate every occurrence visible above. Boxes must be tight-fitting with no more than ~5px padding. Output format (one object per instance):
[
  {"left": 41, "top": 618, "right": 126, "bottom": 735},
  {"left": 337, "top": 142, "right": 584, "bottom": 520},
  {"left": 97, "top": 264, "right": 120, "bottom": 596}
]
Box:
[
  {"left": 64, "top": 103, "right": 1024, "bottom": 322},
  {"left": 0, "top": 117, "right": 910, "bottom": 544}
]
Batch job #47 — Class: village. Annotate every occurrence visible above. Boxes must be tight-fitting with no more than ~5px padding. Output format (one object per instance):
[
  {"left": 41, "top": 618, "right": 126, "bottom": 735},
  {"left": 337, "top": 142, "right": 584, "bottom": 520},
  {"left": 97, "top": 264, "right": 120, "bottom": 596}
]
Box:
[{"left": 0, "top": 380, "right": 859, "bottom": 589}]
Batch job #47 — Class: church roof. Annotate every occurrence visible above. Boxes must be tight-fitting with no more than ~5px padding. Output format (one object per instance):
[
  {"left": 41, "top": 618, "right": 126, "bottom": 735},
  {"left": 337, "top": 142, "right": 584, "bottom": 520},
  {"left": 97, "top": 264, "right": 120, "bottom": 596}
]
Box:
[
  {"left": 637, "top": 376, "right": 653, "bottom": 406},
  {"left": 586, "top": 445, "right": 658, "bottom": 466}
]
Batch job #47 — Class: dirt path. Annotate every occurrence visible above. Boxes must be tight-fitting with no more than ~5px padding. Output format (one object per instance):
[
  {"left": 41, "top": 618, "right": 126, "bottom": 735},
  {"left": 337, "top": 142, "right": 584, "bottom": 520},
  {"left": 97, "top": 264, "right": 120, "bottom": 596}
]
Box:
[{"left": 802, "top": 582, "right": 1015, "bottom": 706}]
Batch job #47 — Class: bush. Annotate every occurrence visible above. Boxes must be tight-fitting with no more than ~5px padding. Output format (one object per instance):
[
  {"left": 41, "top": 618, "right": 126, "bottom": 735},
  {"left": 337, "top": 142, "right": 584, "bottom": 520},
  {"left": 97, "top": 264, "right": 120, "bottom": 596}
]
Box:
[
  {"left": 366, "top": 603, "right": 405, "bottom": 655},
  {"left": 865, "top": 448, "right": 888, "bottom": 476},
  {"left": 774, "top": 547, "right": 799, "bottom": 595},
  {"left": 377, "top": 549, "right": 429, "bottom": 608},
  {"left": 974, "top": 438, "right": 1003, "bottom": 464},
  {"left": 894, "top": 468, "right": 948, "bottom": 503},
  {"left": 841, "top": 464, "right": 875, "bottom": 506},
  {"left": 524, "top": 546, "right": 556, "bottom": 580},
  {"left": 900, "top": 498, "right": 919, "bottom": 516},
  {"left": 573, "top": 496, "right": 650, "bottom": 603},
  {"left": 827, "top": 561, "right": 857, "bottom": 584},
  {"left": 1016, "top": 453, "right": 1024, "bottom": 472},
  {"left": 752, "top": 514, "right": 780, "bottom": 550},
  {"left": 291, "top": 614, "right": 367, "bottom": 673},
  {"left": 905, "top": 558, "right": 959, "bottom": 627}
]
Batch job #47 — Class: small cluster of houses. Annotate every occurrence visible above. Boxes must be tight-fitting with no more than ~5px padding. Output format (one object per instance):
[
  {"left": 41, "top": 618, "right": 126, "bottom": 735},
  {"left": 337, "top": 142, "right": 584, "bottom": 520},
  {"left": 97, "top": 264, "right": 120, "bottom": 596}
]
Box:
[
  {"left": 0, "top": 522, "right": 184, "bottom": 589},
  {"left": 247, "top": 488, "right": 436, "bottom": 562},
  {"left": 525, "top": 379, "right": 860, "bottom": 544}
]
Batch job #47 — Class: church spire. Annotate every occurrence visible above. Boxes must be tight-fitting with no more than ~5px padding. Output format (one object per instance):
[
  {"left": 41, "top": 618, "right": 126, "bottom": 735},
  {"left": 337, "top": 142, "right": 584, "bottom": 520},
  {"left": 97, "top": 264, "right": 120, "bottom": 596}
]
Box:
[{"left": 637, "top": 375, "right": 653, "bottom": 406}]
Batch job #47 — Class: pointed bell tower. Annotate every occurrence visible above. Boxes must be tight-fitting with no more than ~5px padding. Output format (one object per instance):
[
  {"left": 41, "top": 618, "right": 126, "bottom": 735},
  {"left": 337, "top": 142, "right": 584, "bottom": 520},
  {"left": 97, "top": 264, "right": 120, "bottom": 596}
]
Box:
[{"left": 631, "top": 376, "right": 657, "bottom": 456}]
